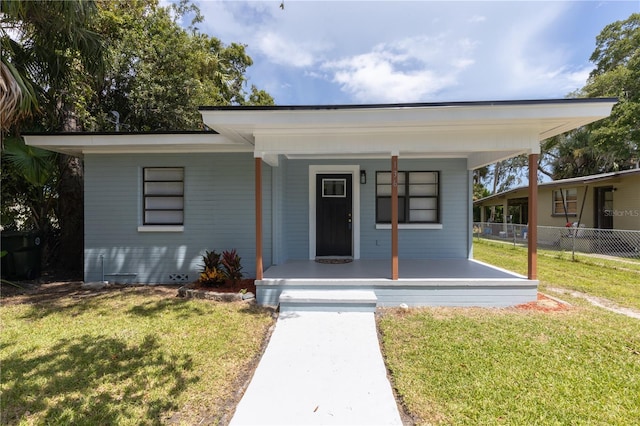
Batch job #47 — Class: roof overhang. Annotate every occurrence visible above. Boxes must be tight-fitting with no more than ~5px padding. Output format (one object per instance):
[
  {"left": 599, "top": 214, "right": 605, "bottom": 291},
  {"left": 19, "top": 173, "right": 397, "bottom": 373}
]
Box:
[
  {"left": 22, "top": 132, "right": 249, "bottom": 156},
  {"left": 200, "top": 99, "right": 617, "bottom": 169},
  {"left": 23, "top": 99, "right": 616, "bottom": 169}
]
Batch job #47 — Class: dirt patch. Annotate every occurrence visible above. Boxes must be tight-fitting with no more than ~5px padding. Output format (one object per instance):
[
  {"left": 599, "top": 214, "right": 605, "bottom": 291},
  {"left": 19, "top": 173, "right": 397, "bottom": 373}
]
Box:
[
  {"left": 514, "top": 293, "right": 571, "bottom": 312},
  {"left": 1, "top": 277, "right": 257, "bottom": 306}
]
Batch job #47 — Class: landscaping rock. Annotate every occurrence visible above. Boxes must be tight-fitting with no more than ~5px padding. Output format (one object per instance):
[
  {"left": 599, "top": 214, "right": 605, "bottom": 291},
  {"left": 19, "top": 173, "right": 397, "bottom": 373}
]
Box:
[{"left": 177, "top": 286, "right": 246, "bottom": 302}]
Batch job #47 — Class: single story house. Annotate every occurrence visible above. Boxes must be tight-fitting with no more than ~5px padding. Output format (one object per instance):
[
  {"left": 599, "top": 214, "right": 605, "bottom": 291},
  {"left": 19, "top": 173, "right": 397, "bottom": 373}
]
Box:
[
  {"left": 475, "top": 168, "right": 640, "bottom": 231},
  {"left": 24, "top": 99, "right": 616, "bottom": 307}
]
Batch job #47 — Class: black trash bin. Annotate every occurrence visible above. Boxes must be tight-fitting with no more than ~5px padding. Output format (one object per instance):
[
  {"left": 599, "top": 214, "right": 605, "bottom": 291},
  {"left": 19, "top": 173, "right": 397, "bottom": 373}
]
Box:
[{"left": 1, "top": 231, "right": 42, "bottom": 280}]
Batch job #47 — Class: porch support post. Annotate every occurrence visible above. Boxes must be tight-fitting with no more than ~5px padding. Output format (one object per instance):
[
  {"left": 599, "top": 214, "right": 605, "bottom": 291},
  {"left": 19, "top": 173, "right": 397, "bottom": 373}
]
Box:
[
  {"left": 391, "top": 155, "right": 399, "bottom": 280},
  {"left": 255, "top": 157, "right": 263, "bottom": 280},
  {"left": 528, "top": 153, "right": 538, "bottom": 280}
]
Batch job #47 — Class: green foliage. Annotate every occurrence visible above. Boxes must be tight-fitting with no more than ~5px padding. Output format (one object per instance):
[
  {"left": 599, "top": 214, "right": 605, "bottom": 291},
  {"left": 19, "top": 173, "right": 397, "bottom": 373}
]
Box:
[
  {"left": 0, "top": 0, "right": 105, "bottom": 131},
  {"left": 90, "top": 0, "right": 273, "bottom": 132},
  {"left": 542, "top": 13, "right": 640, "bottom": 179},
  {"left": 1, "top": 137, "right": 58, "bottom": 234}
]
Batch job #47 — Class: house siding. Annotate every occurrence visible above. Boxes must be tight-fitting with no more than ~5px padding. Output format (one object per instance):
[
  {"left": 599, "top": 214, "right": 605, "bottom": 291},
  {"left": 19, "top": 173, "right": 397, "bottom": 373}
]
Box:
[
  {"left": 276, "top": 158, "right": 469, "bottom": 262},
  {"left": 84, "top": 153, "right": 271, "bottom": 284}
]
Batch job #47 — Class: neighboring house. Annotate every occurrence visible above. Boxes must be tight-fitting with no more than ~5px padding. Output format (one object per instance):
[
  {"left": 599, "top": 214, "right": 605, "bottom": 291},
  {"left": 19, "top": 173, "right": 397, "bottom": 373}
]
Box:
[
  {"left": 24, "top": 99, "right": 616, "bottom": 307},
  {"left": 475, "top": 168, "right": 640, "bottom": 231}
]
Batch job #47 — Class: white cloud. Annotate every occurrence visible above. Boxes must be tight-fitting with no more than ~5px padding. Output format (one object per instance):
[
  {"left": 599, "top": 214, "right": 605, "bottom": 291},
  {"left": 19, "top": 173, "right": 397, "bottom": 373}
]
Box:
[
  {"left": 256, "top": 32, "right": 327, "bottom": 68},
  {"left": 187, "top": 0, "right": 636, "bottom": 104},
  {"left": 323, "top": 35, "right": 477, "bottom": 103}
]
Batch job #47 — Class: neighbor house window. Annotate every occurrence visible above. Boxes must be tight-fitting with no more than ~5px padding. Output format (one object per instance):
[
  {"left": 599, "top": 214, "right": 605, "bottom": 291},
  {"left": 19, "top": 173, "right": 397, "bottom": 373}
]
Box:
[
  {"left": 376, "top": 171, "right": 439, "bottom": 223},
  {"left": 553, "top": 188, "right": 577, "bottom": 215},
  {"left": 143, "top": 167, "right": 184, "bottom": 225}
]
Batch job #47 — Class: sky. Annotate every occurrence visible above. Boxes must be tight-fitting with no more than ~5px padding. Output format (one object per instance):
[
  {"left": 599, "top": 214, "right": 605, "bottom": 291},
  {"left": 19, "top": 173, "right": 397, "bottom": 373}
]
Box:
[{"left": 178, "top": 1, "right": 639, "bottom": 105}]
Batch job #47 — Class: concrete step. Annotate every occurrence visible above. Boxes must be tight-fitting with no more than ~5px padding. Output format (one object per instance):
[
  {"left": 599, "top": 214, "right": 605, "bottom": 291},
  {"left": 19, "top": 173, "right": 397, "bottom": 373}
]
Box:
[{"left": 279, "top": 289, "right": 378, "bottom": 312}]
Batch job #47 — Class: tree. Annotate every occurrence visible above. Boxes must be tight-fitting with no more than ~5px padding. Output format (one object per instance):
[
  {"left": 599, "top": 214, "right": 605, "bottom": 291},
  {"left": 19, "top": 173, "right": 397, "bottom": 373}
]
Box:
[
  {"left": 1, "top": 0, "right": 105, "bottom": 274},
  {"left": 2, "top": 0, "right": 273, "bottom": 276},
  {"left": 584, "top": 13, "right": 639, "bottom": 170},
  {"left": 480, "top": 13, "right": 640, "bottom": 183},
  {"left": 1, "top": 0, "right": 104, "bottom": 132},
  {"left": 90, "top": 0, "right": 273, "bottom": 132},
  {"left": 542, "top": 13, "right": 640, "bottom": 179}
]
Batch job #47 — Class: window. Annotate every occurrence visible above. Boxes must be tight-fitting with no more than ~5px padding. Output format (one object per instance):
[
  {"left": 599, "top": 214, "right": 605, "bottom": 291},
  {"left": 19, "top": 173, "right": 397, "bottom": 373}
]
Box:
[
  {"left": 143, "top": 167, "right": 184, "bottom": 225},
  {"left": 322, "top": 178, "right": 346, "bottom": 197},
  {"left": 553, "top": 188, "right": 577, "bottom": 215},
  {"left": 376, "top": 171, "right": 439, "bottom": 223}
]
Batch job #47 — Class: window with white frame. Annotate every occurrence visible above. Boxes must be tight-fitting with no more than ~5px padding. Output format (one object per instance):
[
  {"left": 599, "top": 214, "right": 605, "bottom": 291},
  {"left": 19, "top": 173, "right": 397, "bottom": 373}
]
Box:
[
  {"left": 376, "top": 171, "right": 439, "bottom": 223},
  {"left": 552, "top": 188, "right": 577, "bottom": 215},
  {"left": 143, "top": 167, "right": 184, "bottom": 225}
]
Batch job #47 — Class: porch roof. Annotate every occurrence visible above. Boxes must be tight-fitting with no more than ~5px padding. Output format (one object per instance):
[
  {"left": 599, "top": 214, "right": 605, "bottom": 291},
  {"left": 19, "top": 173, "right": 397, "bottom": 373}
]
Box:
[
  {"left": 200, "top": 98, "right": 616, "bottom": 168},
  {"left": 23, "top": 99, "right": 616, "bottom": 169}
]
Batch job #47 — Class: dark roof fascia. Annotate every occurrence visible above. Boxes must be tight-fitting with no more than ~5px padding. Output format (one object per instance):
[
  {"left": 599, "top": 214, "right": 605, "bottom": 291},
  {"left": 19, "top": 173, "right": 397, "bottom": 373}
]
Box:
[
  {"left": 475, "top": 168, "right": 640, "bottom": 204},
  {"left": 21, "top": 130, "right": 219, "bottom": 136},
  {"left": 199, "top": 98, "right": 618, "bottom": 112}
]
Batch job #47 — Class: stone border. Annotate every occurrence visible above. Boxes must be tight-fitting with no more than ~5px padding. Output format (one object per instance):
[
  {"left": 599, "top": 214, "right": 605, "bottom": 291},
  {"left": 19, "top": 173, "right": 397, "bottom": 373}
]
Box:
[{"left": 177, "top": 286, "right": 255, "bottom": 302}]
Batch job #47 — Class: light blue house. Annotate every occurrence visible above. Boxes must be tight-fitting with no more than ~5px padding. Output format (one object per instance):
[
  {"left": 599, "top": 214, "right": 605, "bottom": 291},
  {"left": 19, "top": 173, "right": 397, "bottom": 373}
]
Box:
[{"left": 25, "top": 99, "right": 615, "bottom": 307}]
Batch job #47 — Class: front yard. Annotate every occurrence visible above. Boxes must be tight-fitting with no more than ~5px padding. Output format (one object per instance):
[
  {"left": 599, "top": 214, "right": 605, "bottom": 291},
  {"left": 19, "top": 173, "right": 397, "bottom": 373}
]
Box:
[
  {"left": 379, "top": 239, "right": 640, "bottom": 424},
  {"left": 0, "top": 284, "right": 274, "bottom": 425},
  {"left": 3, "top": 241, "right": 639, "bottom": 425}
]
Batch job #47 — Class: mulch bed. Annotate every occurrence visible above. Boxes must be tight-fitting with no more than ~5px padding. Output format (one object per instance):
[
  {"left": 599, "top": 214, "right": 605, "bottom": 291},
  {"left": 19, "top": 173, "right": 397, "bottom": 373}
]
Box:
[
  {"left": 514, "top": 293, "right": 571, "bottom": 312},
  {"left": 186, "top": 278, "right": 256, "bottom": 294}
]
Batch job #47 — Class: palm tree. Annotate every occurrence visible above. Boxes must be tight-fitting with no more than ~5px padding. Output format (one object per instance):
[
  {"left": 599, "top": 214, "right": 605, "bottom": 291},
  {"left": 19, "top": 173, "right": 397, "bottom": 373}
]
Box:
[
  {"left": 1, "top": 0, "right": 104, "bottom": 274},
  {"left": 1, "top": 0, "right": 103, "bottom": 132}
]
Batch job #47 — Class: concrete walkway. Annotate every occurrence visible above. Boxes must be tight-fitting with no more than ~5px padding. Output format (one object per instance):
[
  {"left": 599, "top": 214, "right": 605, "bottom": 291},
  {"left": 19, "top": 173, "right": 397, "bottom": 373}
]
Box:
[{"left": 230, "top": 310, "right": 403, "bottom": 425}]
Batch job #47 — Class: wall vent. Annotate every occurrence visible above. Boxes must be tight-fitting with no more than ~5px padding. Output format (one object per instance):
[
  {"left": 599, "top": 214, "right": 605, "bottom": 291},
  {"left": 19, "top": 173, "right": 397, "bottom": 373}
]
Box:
[{"left": 169, "top": 274, "right": 189, "bottom": 282}]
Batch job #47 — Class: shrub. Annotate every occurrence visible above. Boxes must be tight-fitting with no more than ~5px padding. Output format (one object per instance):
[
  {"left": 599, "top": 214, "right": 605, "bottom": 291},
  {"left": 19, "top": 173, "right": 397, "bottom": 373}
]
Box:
[
  {"left": 198, "top": 250, "right": 225, "bottom": 286},
  {"left": 221, "top": 249, "right": 243, "bottom": 283}
]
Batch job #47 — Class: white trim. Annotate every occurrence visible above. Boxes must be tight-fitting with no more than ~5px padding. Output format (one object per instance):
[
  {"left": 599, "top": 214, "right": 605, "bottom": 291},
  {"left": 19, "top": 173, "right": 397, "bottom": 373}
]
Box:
[
  {"left": 375, "top": 224, "right": 443, "bottom": 230},
  {"left": 309, "top": 165, "right": 360, "bottom": 260},
  {"left": 137, "top": 226, "right": 184, "bottom": 232}
]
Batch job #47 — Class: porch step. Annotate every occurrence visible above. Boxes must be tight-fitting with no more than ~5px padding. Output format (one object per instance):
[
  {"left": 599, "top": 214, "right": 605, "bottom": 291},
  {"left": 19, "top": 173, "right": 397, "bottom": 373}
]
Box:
[{"left": 279, "top": 290, "right": 378, "bottom": 312}]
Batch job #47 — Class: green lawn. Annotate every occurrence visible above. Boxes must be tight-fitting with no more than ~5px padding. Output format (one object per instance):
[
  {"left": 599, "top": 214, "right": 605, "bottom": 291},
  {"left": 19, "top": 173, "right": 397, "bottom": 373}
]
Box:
[
  {"left": 380, "top": 306, "right": 640, "bottom": 425},
  {"left": 0, "top": 287, "right": 274, "bottom": 425},
  {"left": 380, "top": 239, "right": 640, "bottom": 425},
  {"left": 473, "top": 239, "right": 640, "bottom": 310}
]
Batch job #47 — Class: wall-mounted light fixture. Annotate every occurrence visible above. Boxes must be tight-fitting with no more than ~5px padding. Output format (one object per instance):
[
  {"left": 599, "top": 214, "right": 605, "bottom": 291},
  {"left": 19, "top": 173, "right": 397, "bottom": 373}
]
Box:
[{"left": 360, "top": 170, "right": 367, "bottom": 184}]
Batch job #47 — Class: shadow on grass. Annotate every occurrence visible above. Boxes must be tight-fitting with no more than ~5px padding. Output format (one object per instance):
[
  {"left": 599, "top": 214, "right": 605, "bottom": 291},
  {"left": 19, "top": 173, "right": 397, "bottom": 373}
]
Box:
[
  {"left": 128, "top": 297, "right": 207, "bottom": 318},
  {"left": 1, "top": 334, "right": 195, "bottom": 425}
]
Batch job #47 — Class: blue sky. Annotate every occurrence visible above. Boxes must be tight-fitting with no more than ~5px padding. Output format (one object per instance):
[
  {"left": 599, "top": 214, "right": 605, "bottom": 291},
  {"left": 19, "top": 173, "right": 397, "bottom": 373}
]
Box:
[{"left": 181, "top": 1, "right": 639, "bottom": 105}]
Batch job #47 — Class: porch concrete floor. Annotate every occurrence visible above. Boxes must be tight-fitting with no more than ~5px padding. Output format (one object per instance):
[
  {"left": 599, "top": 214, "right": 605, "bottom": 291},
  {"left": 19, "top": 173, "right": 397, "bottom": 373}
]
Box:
[
  {"left": 229, "top": 310, "right": 403, "bottom": 425},
  {"left": 263, "top": 258, "right": 522, "bottom": 280}
]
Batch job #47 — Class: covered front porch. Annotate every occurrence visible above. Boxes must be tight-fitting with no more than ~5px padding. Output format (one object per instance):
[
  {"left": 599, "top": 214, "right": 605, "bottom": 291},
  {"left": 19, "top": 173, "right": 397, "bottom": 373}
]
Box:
[{"left": 257, "top": 258, "right": 537, "bottom": 307}]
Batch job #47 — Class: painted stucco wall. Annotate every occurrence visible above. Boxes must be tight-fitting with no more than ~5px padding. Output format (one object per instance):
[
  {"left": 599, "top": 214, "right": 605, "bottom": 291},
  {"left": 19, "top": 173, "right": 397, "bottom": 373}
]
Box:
[
  {"left": 476, "top": 173, "right": 640, "bottom": 231},
  {"left": 84, "top": 153, "right": 272, "bottom": 284}
]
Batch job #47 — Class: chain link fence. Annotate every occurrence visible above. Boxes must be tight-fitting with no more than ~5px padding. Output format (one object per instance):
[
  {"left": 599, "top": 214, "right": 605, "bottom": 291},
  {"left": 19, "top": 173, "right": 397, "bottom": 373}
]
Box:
[{"left": 473, "top": 222, "right": 640, "bottom": 260}]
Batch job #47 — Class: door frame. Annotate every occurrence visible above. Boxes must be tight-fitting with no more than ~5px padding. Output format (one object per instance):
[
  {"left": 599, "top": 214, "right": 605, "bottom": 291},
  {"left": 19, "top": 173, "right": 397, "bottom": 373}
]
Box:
[{"left": 309, "top": 165, "right": 360, "bottom": 260}]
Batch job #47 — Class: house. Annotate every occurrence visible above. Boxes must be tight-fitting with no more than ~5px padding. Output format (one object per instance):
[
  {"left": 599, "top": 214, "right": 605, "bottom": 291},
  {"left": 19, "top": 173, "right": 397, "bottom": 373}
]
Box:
[
  {"left": 475, "top": 168, "right": 640, "bottom": 231},
  {"left": 24, "top": 98, "right": 616, "bottom": 307}
]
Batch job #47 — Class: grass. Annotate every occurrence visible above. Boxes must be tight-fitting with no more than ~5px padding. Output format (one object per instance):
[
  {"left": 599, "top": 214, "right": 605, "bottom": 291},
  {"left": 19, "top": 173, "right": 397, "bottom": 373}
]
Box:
[
  {"left": 0, "top": 287, "right": 274, "bottom": 425},
  {"left": 379, "top": 306, "right": 640, "bottom": 425},
  {"left": 473, "top": 239, "right": 640, "bottom": 310}
]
